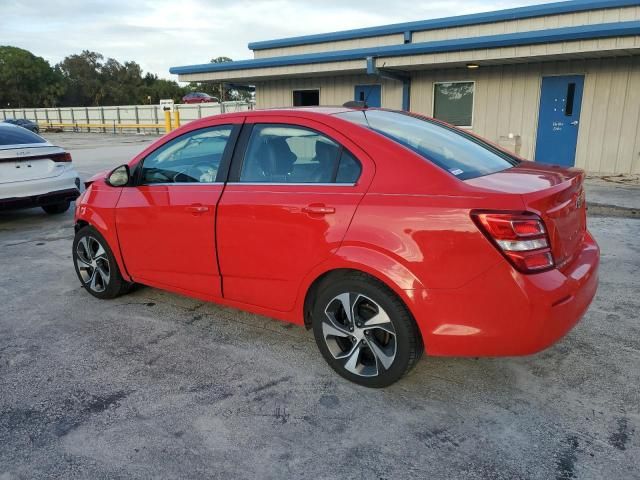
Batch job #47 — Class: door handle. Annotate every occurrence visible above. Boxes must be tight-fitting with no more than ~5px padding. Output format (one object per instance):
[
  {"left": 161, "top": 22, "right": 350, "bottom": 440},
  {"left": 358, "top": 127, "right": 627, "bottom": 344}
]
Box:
[
  {"left": 186, "top": 204, "right": 209, "bottom": 214},
  {"left": 303, "top": 204, "right": 335, "bottom": 215},
  {"left": 571, "top": 121, "right": 579, "bottom": 126}
]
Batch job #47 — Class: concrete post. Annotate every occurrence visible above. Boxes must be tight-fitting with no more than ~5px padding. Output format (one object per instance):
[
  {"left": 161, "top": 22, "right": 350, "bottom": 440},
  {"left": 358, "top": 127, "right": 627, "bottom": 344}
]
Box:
[
  {"left": 134, "top": 106, "right": 140, "bottom": 133},
  {"left": 153, "top": 106, "right": 159, "bottom": 135},
  {"left": 100, "top": 107, "right": 106, "bottom": 133}
]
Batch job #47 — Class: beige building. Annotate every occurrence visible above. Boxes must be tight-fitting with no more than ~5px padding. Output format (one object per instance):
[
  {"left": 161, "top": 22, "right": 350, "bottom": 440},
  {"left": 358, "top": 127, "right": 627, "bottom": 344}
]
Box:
[{"left": 171, "top": 0, "right": 640, "bottom": 174}]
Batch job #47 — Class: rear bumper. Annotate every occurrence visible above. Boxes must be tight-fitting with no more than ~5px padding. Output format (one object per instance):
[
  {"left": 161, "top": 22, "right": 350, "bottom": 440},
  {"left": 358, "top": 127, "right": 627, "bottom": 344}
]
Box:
[
  {"left": 0, "top": 167, "right": 80, "bottom": 210},
  {"left": 414, "top": 231, "right": 600, "bottom": 356},
  {"left": 0, "top": 188, "right": 80, "bottom": 211}
]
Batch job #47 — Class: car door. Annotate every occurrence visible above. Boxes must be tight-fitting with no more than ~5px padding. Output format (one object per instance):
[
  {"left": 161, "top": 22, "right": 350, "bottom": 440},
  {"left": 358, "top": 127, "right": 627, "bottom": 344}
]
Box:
[
  {"left": 216, "top": 116, "right": 373, "bottom": 312},
  {"left": 115, "top": 121, "right": 242, "bottom": 297}
]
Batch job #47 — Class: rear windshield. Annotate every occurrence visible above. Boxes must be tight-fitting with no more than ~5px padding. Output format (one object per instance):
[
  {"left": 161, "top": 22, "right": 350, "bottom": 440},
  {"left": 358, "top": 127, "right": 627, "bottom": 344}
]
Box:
[
  {"left": 0, "top": 125, "right": 46, "bottom": 146},
  {"left": 335, "top": 110, "right": 518, "bottom": 180}
]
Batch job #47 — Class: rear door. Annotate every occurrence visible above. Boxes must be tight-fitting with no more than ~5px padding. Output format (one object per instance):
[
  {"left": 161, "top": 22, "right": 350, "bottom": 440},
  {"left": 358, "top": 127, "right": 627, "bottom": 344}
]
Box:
[
  {"left": 115, "top": 121, "right": 242, "bottom": 297},
  {"left": 216, "top": 116, "right": 373, "bottom": 312}
]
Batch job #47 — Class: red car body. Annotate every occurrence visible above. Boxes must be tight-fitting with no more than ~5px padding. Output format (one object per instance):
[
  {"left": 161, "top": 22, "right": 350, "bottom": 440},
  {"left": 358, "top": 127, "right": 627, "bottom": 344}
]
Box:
[{"left": 75, "top": 108, "right": 599, "bottom": 358}]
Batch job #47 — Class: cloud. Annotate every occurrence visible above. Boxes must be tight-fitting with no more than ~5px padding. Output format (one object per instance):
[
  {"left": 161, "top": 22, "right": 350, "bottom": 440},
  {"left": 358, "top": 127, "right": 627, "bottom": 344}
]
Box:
[{"left": 0, "top": 0, "right": 559, "bottom": 80}]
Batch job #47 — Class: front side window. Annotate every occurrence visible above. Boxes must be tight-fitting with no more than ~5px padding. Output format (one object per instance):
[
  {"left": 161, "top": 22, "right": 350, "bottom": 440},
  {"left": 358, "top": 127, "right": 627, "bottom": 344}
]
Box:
[
  {"left": 140, "top": 126, "right": 233, "bottom": 184},
  {"left": 336, "top": 110, "right": 517, "bottom": 180},
  {"left": 433, "top": 81, "right": 474, "bottom": 127},
  {"left": 239, "top": 124, "right": 360, "bottom": 184}
]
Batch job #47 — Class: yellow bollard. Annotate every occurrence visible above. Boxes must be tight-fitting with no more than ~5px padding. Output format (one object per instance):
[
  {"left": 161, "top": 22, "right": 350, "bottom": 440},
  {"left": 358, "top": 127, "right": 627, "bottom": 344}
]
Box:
[
  {"left": 173, "top": 110, "right": 181, "bottom": 131},
  {"left": 164, "top": 110, "right": 171, "bottom": 134}
]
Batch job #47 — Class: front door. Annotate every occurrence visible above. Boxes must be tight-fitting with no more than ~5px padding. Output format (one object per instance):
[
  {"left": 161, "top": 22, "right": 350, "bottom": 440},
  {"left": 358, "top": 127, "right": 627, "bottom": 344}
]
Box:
[
  {"left": 217, "top": 117, "right": 372, "bottom": 312},
  {"left": 354, "top": 85, "right": 381, "bottom": 108},
  {"left": 115, "top": 123, "right": 241, "bottom": 297},
  {"left": 534, "top": 75, "right": 584, "bottom": 167}
]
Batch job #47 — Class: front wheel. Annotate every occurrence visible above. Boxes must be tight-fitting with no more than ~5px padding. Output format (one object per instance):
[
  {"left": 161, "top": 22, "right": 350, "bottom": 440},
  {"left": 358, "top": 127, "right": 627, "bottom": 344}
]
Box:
[
  {"left": 311, "top": 273, "right": 423, "bottom": 388},
  {"left": 72, "top": 226, "right": 131, "bottom": 299}
]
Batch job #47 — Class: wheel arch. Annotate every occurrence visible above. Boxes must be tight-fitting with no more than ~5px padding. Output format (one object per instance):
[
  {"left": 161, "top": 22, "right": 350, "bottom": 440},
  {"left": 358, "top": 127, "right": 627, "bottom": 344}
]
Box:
[
  {"left": 299, "top": 247, "right": 426, "bottom": 339},
  {"left": 74, "top": 208, "right": 132, "bottom": 282}
]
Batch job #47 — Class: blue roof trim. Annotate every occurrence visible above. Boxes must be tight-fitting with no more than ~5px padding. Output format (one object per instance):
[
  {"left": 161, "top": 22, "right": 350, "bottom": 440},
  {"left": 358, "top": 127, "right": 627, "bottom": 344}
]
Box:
[
  {"left": 170, "top": 21, "right": 640, "bottom": 75},
  {"left": 248, "top": 0, "right": 640, "bottom": 50}
]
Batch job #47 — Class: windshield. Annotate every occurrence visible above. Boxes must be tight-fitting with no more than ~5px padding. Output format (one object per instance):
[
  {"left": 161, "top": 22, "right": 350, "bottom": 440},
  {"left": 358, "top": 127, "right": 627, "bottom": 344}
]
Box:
[{"left": 335, "top": 110, "right": 518, "bottom": 180}]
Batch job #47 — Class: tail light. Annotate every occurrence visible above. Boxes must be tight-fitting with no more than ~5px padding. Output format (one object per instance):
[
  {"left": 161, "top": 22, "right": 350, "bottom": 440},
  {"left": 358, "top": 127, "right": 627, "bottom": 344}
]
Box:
[
  {"left": 50, "top": 152, "right": 72, "bottom": 162},
  {"left": 472, "top": 212, "right": 555, "bottom": 274}
]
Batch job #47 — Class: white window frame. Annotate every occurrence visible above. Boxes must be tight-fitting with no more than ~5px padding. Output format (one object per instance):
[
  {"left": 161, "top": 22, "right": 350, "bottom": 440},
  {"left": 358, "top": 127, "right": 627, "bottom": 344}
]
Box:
[
  {"left": 432, "top": 80, "right": 476, "bottom": 129},
  {"left": 292, "top": 88, "right": 320, "bottom": 107}
]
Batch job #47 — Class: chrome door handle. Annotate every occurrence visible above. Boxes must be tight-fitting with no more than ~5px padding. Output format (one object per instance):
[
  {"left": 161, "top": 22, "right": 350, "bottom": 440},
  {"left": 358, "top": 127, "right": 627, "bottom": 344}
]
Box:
[
  {"left": 302, "top": 205, "right": 335, "bottom": 215},
  {"left": 571, "top": 121, "right": 579, "bottom": 126},
  {"left": 186, "top": 205, "right": 209, "bottom": 214}
]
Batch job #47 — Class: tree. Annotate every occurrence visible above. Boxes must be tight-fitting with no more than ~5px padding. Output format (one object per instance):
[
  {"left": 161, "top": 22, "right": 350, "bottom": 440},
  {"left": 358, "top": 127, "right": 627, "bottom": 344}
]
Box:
[
  {"left": 57, "top": 50, "right": 104, "bottom": 106},
  {"left": 0, "top": 46, "right": 64, "bottom": 108},
  {"left": 142, "top": 73, "right": 188, "bottom": 104},
  {"left": 187, "top": 56, "right": 254, "bottom": 102}
]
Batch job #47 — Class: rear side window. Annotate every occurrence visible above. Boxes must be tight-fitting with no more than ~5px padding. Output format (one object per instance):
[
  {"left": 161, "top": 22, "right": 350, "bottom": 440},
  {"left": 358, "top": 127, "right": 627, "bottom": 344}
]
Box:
[
  {"left": 336, "top": 110, "right": 518, "bottom": 180},
  {"left": 239, "top": 124, "right": 361, "bottom": 184},
  {"left": 0, "top": 125, "right": 45, "bottom": 146}
]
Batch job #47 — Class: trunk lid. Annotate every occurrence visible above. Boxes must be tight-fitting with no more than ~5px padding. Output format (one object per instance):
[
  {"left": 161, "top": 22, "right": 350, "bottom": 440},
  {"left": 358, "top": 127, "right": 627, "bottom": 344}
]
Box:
[
  {"left": 466, "top": 161, "right": 587, "bottom": 270},
  {"left": 0, "top": 146, "right": 68, "bottom": 184}
]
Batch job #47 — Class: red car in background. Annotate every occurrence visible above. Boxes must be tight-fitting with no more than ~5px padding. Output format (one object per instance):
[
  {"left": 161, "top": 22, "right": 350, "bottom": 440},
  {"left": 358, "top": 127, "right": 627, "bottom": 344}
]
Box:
[
  {"left": 182, "top": 92, "right": 219, "bottom": 104},
  {"left": 72, "top": 107, "right": 599, "bottom": 387}
]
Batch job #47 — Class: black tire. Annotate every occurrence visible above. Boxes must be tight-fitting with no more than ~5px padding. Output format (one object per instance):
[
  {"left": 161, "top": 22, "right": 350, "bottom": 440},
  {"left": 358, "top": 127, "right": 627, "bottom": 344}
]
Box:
[
  {"left": 311, "top": 272, "right": 423, "bottom": 388},
  {"left": 72, "top": 225, "right": 131, "bottom": 299},
  {"left": 42, "top": 201, "right": 70, "bottom": 214}
]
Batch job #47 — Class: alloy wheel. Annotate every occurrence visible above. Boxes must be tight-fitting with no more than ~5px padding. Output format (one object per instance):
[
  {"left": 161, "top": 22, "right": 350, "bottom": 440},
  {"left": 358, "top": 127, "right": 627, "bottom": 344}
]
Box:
[
  {"left": 75, "top": 235, "right": 111, "bottom": 293},
  {"left": 322, "top": 293, "right": 397, "bottom": 377}
]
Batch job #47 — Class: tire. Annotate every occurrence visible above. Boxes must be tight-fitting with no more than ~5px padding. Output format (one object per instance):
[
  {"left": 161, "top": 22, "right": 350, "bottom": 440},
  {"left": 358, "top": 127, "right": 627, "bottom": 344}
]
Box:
[
  {"left": 42, "top": 201, "right": 70, "bottom": 214},
  {"left": 72, "top": 225, "right": 131, "bottom": 299},
  {"left": 311, "top": 272, "right": 423, "bottom": 388}
]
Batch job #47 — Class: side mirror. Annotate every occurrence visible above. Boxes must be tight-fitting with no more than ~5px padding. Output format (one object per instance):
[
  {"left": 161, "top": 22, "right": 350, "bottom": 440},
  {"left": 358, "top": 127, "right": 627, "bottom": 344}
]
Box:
[{"left": 106, "top": 164, "right": 130, "bottom": 187}]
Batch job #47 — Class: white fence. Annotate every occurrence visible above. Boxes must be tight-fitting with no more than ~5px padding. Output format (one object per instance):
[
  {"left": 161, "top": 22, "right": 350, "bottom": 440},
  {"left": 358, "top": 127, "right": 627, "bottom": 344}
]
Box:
[{"left": 0, "top": 102, "right": 252, "bottom": 134}]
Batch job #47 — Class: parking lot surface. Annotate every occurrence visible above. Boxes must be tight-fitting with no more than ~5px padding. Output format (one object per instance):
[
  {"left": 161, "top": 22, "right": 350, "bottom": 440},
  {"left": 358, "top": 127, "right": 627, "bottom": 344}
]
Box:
[{"left": 1, "top": 134, "right": 639, "bottom": 479}]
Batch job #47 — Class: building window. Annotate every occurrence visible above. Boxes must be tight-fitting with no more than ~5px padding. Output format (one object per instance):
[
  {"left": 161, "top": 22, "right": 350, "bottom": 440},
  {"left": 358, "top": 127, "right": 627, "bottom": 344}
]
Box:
[
  {"left": 293, "top": 89, "right": 320, "bottom": 107},
  {"left": 433, "top": 81, "right": 474, "bottom": 127}
]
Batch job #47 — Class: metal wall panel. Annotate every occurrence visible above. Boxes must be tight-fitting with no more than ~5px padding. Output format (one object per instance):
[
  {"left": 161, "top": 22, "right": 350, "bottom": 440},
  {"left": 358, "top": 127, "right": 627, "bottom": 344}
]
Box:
[
  {"left": 255, "top": 75, "right": 402, "bottom": 111},
  {"left": 253, "top": 6, "right": 640, "bottom": 59},
  {"left": 254, "top": 56, "right": 640, "bottom": 174},
  {"left": 409, "top": 56, "right": 640, "bottom": 174}
]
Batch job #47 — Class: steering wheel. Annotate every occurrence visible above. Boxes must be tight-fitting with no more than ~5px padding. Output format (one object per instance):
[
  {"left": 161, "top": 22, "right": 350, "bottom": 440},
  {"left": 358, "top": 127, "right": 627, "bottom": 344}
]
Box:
[{"left": 172, "top": 161, "right": 216, "bottom": 183}]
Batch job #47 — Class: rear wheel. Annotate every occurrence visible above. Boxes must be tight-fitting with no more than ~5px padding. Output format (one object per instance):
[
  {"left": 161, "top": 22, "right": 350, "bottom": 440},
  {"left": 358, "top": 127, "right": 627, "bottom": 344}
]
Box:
[
  {"left": 42, "top": 201, "right": 70, "bottom": 214},
  {"left": 72, "top": 226, "right": 131, "bottom": 299},
  {"left": 311, "top": 272, "right": 423, "bottom": 388}
]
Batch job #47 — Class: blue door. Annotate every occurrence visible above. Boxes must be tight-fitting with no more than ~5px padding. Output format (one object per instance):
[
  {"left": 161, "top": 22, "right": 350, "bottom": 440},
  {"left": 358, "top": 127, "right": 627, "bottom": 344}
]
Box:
[
  {"left": 534, "top": 75, "right": 584, "bottom": 167},
  {"left": 354, "top": 85, "right": 381, "bottom": 108}
]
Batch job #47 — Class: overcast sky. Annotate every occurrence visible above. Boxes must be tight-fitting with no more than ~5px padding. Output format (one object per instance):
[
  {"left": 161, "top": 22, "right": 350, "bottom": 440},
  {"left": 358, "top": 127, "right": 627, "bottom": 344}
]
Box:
[{"left": 2, "top": 0, "right": 559, "bottom": 80}]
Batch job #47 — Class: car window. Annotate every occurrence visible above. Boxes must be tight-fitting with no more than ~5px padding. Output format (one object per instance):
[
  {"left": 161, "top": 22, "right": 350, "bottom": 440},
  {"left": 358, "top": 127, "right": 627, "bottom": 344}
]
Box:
[
  {"left": 141, "top": 126, "right": 233, "bottom": 184},
  {"left": 0, "top": 125, "right": 46, "bottom": 145},
  {"left": 239, "top": 124, "right": 360, "bottom": 184},
  {"left": 336, "top": 110, "right": 518, "bottom": 180},
  {"left": 336, "top": 150, "right": 361, "bottom": 183}
]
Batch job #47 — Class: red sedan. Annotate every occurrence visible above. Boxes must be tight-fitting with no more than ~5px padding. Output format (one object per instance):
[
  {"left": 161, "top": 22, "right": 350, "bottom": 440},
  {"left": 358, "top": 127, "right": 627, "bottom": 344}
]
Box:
[
  {"left": 182, "top": 92, "right": 219, "bottom": 104},
  {"left": 73, "top": 107, "right": 599, "bottom": 387}
]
